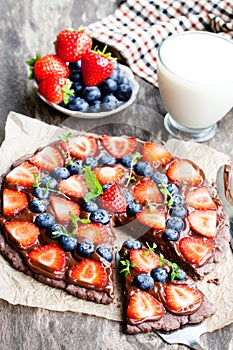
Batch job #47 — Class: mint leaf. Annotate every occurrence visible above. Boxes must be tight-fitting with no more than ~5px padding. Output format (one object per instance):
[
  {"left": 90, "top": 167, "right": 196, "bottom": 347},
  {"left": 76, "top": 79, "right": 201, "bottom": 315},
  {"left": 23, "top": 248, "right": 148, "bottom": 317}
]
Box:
[{"left": 84, "top": 166, "right": 103, "bottom": 202}]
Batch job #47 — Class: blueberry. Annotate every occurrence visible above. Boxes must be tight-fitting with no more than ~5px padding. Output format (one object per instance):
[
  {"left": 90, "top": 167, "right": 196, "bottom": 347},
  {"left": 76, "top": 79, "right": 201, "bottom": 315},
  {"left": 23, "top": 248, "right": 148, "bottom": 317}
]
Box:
[
  {"left": 172, "top": 194, "right": 184, "bottom": 206},
  {"left": 89, "top": 209, "right": 110, "bottom": 225},
  {"left": 96, "top": 245, "right": 113, "bottom": 262},
  {"left": 99, "top": 152, "right": 116, "bottom": 165},
  {"left": 166, "top": 217, "right": 184, "bottom": 232},
  {"left": 29, "top": 199, "right": 48, "bottom": 213},
  {"left": 99, "top": 78, "right": 118, "bottom": 94},
  {"left": 89, "top": 100, "right": 102, "bottom": 113},
  {"left": 151, "top": 267, "right": 168, "bottom": 283},
  {"left": 32, "top": 187, "right": 50, "bottom": 200},
  {"left": 35, "top": 213, "right": 55, "bottom": 229},
  {"left": 82, "top": 156, "right": 98, "bottom": 169},
  {"left": 151, "top": 172, "right": 169, "bottom": 185},
  {"left": 174, "top": 269, "right": 187, "bottom": 281},
  {"left": 48, "top": 223, "right": 64, "bottom": 239},
  {"left": 83, "top": 86, "right": 101, "bottom": 102},
  {"left": 162, "top": 228, "right": 179, "bottom": 241},
  {"left": 123, "top": 239, "right": 142, "bottom": 250},
  {"left": 69, "top": 70, "right": 82, "bottom": 82},
  {"left": 118, "top": 74, "right": 130, "bottom": 85},
  {"left": 167, "top": 183, "right": 179, "bottom": 195},
  {"left": 102, "top": 184, "right": 111, "bottom": 191},
  {"left": 133, "top": 273, "right": 154, "bottom": 291},
  {"left": 126, "top": 202, "right": 142, "bottom": 216},
  {"left": 57, "top": 235, "right": 78, "bottom": 252},
  {"left": 52, "top": 167, "right": 70, "bottom": 180},
  {"left": 123, "top": 189, "right": 134, "bottom": 203},
  {"left": 119, "top": 155, "right": 132, "bottom": 168},
  {"left": 82, "top": 201, "right": 99, "bottom": 212},
  {"left": 102, "top": 93, "right": 119, "bottom": 111},
  {"left": 114, "top": 83, "right": 132, "bottom": 102},
  {"left": 76, "top": 240, "right": 95, "bottom": 257},
  {"left": 109, "top": 62, "right": 120, "bottom": 81},
  {"left": 67, "top": 160, "right": 83, "bottom": 175},
  {"left": 68, "top": 97, "right": 89, "bottom": 112},
  {"left": 134, "top": 161, "right": 153, "bottom": 176},
  {"left": 170, "top": 205, "right": 187, "bottom": 218},
  {"left": 40, "top": 176, "right": 58, "bottom": 190},
  {"left": 73, "top": 81, "right": 84, "bottom": 95},
  {"left": 69, "top": 60, "right": 82, "bottom": 71}
]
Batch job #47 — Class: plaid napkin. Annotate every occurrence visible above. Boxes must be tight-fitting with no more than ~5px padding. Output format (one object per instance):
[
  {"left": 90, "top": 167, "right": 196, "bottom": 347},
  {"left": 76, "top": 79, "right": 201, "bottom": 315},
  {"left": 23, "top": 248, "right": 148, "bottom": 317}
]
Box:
[{"left": 88, "top": 0, "right": 233, "bottom": 86}]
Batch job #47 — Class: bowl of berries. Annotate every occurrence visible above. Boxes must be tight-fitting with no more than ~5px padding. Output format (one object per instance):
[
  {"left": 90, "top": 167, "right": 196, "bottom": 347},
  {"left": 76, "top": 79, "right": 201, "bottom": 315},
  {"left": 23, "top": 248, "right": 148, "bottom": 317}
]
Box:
[{"left": 27, "top": 28, "right": 139, "bottom": 119}]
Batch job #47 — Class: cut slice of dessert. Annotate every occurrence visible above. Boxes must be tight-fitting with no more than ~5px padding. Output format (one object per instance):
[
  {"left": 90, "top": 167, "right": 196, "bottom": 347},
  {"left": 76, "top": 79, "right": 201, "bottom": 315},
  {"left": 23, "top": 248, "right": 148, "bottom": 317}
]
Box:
[{"left": 118, "top": 239, "right": 216, "bottom": 334}]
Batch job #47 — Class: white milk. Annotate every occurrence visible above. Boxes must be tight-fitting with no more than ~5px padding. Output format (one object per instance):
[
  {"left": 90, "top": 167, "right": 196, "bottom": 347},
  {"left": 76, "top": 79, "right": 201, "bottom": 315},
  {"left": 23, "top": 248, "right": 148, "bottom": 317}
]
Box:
[{"left": 157, "top": 32, "right": 233, "bottom": 129}]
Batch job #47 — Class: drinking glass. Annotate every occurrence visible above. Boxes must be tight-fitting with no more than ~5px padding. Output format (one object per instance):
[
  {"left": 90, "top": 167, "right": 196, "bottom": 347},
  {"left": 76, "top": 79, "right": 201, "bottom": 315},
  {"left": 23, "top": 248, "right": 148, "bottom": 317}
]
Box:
[{"left": 157, "top": 31, "right": 233, "bottom": 142}]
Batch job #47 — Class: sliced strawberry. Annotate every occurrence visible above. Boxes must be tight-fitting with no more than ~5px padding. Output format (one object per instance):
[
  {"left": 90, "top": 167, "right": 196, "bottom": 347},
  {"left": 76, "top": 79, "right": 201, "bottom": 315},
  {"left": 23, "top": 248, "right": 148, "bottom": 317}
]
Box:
[
  {"left": 188, "top": 210, "right": 217, "bottom": 239},
  {"left": 69, "top": 135, "right": 97, "bottom": 159},
  {"left": 127, "top": 290, "right": 164, "bottom": 320},
  {"left": 142, "top": 142, "right": 172, "bottom": 166},
  {"left": 50, "top": 196, "right": 81, "bottom": 222},
  {"left": 70, "top": 259, "right": 108, "bottom": 287},
  {"left": 186, "top": 187, "right": 216, "bottom": 210},
  {"left": 3, "top": 189, "right": 28, "bottom": 216},
  {"left": 6, "top": 161, "right": 39, "bottom": 187},
  {"left": 97, "top": 184, "right": 127, "bottom": 213},
  {"left": 58, "top": 175, "right": 88, "bottom": 198},
  {"left": 130, "top": 249, "right": 160, "bottom": 273},
  {"left": 100, "top": 135, "right": 137, "bottom": 159},
  {"left": 28, "top": 243, "right": 65, "bottom": 271},
  {"left": 166, "top": 159, "right": 202, "bottom": 185},
  {"left": 93, "top": 166, "right": 125, "bottom": 185},
  {"left": 76, "top": 222, "right": 109, "bottom": 245},
  {"left": 136, "top": 206, "right": 166, "bottom": 230},
  {"left": 4, "top": 221, "right": 39, "bottom": 248},
  {"left": 165, "top": 284, "right": 202, "bottom": 312},
  {"left": 179, "top": 237, "right": 214, "bottom": 265},
  {"left": 133, "top": 179, "right": 163, "bottom": 205},
  {"left": 30, "top": 146, "right": 64, "bottom": 172}
]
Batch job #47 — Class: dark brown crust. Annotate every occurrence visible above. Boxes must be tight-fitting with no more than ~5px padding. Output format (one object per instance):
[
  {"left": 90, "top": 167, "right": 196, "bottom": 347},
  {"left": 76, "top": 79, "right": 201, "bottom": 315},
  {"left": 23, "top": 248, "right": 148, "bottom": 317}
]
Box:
[
  {"left": 0, "top": 229, "right": 113, "bottom": 305},
  {"left": 125, "top": 296, "right": 216, "bottom": 334}
]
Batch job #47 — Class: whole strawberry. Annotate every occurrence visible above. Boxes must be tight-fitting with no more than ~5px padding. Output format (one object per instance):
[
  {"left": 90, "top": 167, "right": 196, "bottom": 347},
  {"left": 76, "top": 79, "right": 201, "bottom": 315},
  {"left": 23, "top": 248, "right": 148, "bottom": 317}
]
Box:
[
  {"left": 27, "top": 53, "right": 69, "bottom": 82},
  {"left": 38, "top": 77, "right": 74, "bottom": 104},
  {"left": 55, "top": 28, "right": 92, "bottom": 62},
  {"left": 82, "top": 46, "right": 115, "bottom": 86}
]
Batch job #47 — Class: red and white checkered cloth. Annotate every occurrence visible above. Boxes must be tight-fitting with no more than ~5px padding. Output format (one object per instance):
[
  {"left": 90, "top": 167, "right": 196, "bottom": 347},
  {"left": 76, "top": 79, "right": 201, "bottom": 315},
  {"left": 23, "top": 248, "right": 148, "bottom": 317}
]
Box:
[{"left": 88, "top": 0, "right": 233, "bottom": 86}]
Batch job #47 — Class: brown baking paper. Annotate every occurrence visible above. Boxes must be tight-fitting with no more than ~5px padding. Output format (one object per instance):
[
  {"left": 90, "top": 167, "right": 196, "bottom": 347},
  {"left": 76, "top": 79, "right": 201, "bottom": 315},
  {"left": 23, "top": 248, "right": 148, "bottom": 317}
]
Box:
[{"left": 0, "top": 111, "right": 232, "bottom": 333}]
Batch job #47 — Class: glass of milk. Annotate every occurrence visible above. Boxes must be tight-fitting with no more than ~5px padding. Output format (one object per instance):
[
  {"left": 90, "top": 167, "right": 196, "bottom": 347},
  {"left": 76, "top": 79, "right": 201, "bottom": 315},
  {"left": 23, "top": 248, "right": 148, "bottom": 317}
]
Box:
[{"left": 157, "top": 31, "right": 233, "bottom": 142}]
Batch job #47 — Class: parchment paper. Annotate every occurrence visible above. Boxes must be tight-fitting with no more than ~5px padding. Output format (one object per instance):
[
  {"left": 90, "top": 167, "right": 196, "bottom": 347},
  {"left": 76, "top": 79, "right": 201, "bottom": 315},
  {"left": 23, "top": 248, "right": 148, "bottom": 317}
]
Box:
[{"left": 0, "top": 111, "right": 232, "bottom": 333}]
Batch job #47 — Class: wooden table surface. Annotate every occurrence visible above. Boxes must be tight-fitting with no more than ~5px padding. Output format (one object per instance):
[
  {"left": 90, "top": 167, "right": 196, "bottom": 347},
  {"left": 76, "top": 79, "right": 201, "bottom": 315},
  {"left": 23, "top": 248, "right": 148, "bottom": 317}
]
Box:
[{"left": 0, "top": 1, "right": 232, "bottom": 349}]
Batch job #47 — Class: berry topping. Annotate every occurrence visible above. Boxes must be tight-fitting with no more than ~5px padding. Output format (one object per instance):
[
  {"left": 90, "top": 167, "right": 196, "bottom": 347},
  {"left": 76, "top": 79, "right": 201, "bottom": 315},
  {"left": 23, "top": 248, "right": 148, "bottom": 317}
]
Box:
[
  {"left": 133, "top": 273, "right": 154, "bottom": 291},
  {"left": 100, "top": 135, "right": 137, "bottom": 159},
  {"left": 188, "top": 210, "right": 217, "bottom": 239},
  {"left": 81, "top": 201, "right": 99, "bottom": 213},
  {"left": 30, "top": 146, "right": 64, "bottom": 172},
  {"left": 133, "top": 179, "right": 163, "bottom": 205},
  {"left": 89, "top": 209, "right": 110, "bottom": 225},
  {"left": 96, "top": 245, "right": 113, "bottom": 262},
  {"left": 55, "top": 28, "right": 92, "bottom": 63},
  {"left": 173, "top": 269, "right": 187, "bottom": 281},
  {"left": 50, "top": 196, "right": 81, "bottom": 223},
  {"left": 136, "top": 207, "right": 166, "bottom": 230},
  {"left": 35, "top": 213, "right": 55, "bottom": 229},
  {"left": 123, "top": 239, "right": 142, "bottom": 250},
  {"left": 171, "top": 194, "right": 184, "bottom": 206},
  {"left": 134, "top": 161, "right": 153, "bottom": 176},
  {"left": 29, "top": 198, "right": 48, "bottom": 213},
  {"left": 166, "top": 217, "right": 184, "bottom": 232},
  {"left": 142, "top": 142, "right": 172, "bottom": 166},
  {"left": 127, "top": 290, "right": 164, "bottom": 320},
  {"left": 28, "top": 244, "right": 65, "bottom": 271},
  {"left": 99, "top": 152, "right": 116, "bottom": 166},
  {"left": 4, "top": 221, "right": 40, "bottom": 248},
  {"left": 170, "top": 206, "right": 187, "bottom": 218},
  {"left": 151, "top": 267, "right": 169, "bottom": 283},
  {"left": 162, "top": 228, "right": 179, "bottom": 241},
  {"left": 151, "top": 172, "right": 169, "bottom": 185},
  {"left": 93, "top": 166, "right": 125, "bottom": 185},
  {"left": 126, "top": 202, "right": 142, "bottom": 216},
  {"left": 40, "top": 175, "right": 58, "bottom": 190},
  {"left": 3, "top": 189, "right": 28, "bottom": 216},
  {"left": 129, "top": 249, "right": 160, "bottom": 273},
  {"left": 186, "top": 187, "right": 217, "bottom": 210},
  {"left": 6, "top": 161, "right": 39, "bottom": 187},
  {"left": 70, "top": 259, "right": 108, "bottom": 287},
  {"left": 52, "top": 167, "right": 70, "bottom": 180},
  {"left": 82, "top": 156, "right": 98, "bottom": 169},
  {"left": 166, "top": 159, "right": 202, "bottom": 185},
  {"left": 69, "top": 135, "right": 97, "bottom": 159},
  {"left": 57, "top": 235, "right": 78, "bottom": 252},
  {"left": 76, "top": 222, "right": 109, "bottom": 245},
  {"left": 76, "top": 240, "right": 95, "bottom": 257},
  {"left": 66, "top": 160, "right": 83, "bottom": 175},
  {"left": 98, "top": 184, "right": 127, "bottom": 213},
  {"left": 179, "top": 237, "right": 214, "bottom": 265},
  {"left": 32, "top": 187, "right": 50, "bottom": 200},
  {"left": 58, "top": 175, "right": 88, "bottom": 198},
  {"left": 165, "top": 284, "right": 202, "bottom": 312}
]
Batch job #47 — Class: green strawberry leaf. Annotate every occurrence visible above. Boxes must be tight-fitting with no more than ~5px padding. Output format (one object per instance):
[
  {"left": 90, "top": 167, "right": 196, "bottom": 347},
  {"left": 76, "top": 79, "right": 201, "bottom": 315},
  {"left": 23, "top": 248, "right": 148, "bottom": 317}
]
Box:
[{"left": 62, "top": 79, "right": 75, "bottom": 104}]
